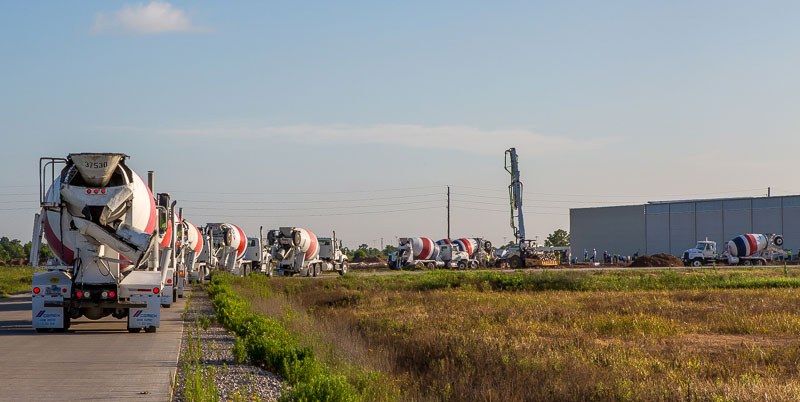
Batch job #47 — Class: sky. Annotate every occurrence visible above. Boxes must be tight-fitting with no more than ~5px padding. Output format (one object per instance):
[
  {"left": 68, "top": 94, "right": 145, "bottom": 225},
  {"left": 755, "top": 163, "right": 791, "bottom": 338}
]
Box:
[{"left": 1, "top": 1, "right": 800, "bottom": 249}]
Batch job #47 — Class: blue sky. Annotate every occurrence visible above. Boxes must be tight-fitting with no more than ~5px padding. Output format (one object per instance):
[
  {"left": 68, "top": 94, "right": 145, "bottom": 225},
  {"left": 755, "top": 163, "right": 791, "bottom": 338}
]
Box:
[{"left": 2, "top": 1, "right": 799, "bottom": 248}]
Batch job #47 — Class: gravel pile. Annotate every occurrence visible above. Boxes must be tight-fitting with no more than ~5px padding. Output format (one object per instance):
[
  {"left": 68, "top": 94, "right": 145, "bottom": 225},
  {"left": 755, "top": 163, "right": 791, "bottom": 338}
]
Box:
[{"left": 173, "top": 289, "right": 283, "bottom": 401}]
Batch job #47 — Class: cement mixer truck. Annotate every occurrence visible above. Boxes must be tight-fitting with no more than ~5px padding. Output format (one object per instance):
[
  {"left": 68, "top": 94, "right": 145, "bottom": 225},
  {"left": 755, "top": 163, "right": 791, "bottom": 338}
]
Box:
[
  {"left": 156, "top": 208, "right": 180, "bottom": 307},
  {"left": 201, "top": 223, "right": 249, "bottom": 276},
  {"left": 388, "top": 237, "right": 444, "bottom": 269},
  {"left": 682, "top": 233, "right": 785, "bottom": 266},
  {"left": 181, "top": 220, "right": 205, "bottom": 282},
  {"left": 268, "top": 227, "right": 326, "bottom": 276},
  {"left": 29, "top": 153, "right": 163, "bottom": 333},
  {"left": 439, "top": 238, "right": 493, "bottom": 269}
]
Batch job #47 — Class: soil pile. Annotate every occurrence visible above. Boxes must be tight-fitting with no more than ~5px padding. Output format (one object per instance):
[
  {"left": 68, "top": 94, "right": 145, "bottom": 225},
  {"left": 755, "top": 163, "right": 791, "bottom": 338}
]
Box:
[{"left": 629, "top": 253, "right": 684, "bottom": 267}]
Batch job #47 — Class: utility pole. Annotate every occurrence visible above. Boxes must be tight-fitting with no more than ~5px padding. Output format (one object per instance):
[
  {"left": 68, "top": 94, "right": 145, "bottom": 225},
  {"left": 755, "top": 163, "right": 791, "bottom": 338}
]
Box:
[
  {"left": 447, "top": 186, "right": 451, "bottom": 240},
  {"left": 768, "top": 187, "right": 771, "bottom": 197}
]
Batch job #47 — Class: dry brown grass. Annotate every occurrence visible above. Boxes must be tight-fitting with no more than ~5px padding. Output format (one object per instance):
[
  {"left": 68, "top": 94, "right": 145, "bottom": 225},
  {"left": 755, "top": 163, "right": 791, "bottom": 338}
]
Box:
[{"left": 231, "top": 271, "right": 800, "bottom": 401}]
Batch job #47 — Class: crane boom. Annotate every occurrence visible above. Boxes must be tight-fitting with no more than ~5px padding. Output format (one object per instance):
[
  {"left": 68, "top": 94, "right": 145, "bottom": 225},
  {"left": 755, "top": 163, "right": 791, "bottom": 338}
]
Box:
[{"left": 505, "top": 148, "right": 525, "bottom": 244}]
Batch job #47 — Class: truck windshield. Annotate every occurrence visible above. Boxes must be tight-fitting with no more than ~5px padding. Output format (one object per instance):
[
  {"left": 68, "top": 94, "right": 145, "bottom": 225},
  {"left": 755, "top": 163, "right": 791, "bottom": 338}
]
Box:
[{"left": 695, "top": 243, "right": 709, "bottom": 250}]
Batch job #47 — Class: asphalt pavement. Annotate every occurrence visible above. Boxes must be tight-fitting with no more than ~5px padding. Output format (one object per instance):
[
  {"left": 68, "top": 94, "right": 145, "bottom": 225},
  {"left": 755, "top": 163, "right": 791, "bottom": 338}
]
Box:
[{"left": 0, "top": 292, "right": 186, "bottom": 401}]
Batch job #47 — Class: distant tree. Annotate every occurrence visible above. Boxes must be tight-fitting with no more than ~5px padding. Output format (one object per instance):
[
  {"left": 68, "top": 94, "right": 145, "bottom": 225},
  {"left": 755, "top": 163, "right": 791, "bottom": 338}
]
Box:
[
  {"left": 545, "top": 229, "right": 570, "bottom": 247},
  {"left": 0, "top": 237, "right": 25, "bottom": 260},
  {"left": 40, "top": 243, "right": 54, "bottom": 259},
  {"left": 353, "top": 248, "right": 368, "bottom": 260},
  {"left": 382, "top": 245, "right": 397, "bottom": 257}
]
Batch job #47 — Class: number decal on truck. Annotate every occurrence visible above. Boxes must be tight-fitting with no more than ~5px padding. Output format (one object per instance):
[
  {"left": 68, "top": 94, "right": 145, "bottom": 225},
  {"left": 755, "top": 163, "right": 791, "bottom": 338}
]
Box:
[{"left": 84, "top": 161, "right": 108, "bottom": 169}]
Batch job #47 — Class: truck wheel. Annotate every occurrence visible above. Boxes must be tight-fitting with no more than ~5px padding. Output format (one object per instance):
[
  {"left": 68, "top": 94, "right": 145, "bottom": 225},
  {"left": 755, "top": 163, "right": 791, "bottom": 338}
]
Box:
[
  {"left": 691, "top": 259, "right": 703, "bottom": 267},
  {"left": 457, "top": 261, "right": 468, "bottom": 270},
  {"left": 144, "top": 326, "right": 157, "bottom": 333},
  {"left": 128, "top": 328, "right": 141, "bottom": 333},
  {"left": 425, "top": 262, "right": 436, "bottom": 270},
  {"left": 743, "top": 260, "right": 753, "bottom": 266},
  {"left": 755, "top": 259, "right": 764, "bottom": 266},
  {"left": 509, "top": 256, "right": 523, "bottom": 269},
  {"left": 469, "top": 261, "right": 479, "bottom": 270},
  {"left": 338, "top": 262, "right": 348, "bottom": 276}
]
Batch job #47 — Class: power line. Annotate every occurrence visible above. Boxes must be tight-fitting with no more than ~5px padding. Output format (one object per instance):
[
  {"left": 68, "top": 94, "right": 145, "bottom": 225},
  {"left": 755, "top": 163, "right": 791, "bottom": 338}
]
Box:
[
  {"left": 451, "top": 186, "right": 772, "bottom": 199},
  {"left": 173, "top": 185, "right": 444, "bottom": 196},
  {"left": 452, "top": 200, "right": 568, "bottom": 210},
  {"left": 179, "top": 193, "right": 442, "bottom": 204},
  {"left": 186, "top": 200, "right": 442, "bottom": 211},
  {"left": 450, "top": 192, "right": 635, "bottom": 205},
  {"left": 185, "top": 206, "right": 442, "bottom": 219},
  {"left": 451, "top": 206, "right": 568, "bottom": 216}
]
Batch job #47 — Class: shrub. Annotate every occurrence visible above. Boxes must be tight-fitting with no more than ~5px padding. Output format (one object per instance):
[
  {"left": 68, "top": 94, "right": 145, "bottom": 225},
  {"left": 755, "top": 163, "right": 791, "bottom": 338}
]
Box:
[{"left": 208, "top": 273, "right": 360, "bottom": 401}]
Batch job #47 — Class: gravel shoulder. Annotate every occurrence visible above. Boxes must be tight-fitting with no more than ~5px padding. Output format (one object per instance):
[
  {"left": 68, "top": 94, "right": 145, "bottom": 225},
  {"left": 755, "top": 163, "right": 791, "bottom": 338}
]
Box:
[{"left": 173, "top": 288, "right": 283, "bottom": 401}]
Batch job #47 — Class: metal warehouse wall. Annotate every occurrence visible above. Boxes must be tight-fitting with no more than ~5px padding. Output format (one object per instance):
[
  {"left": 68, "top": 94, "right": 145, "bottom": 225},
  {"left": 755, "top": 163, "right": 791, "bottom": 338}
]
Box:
[
  {"left": 644, "top": 195, "right": 800, "bottom": 256},
  {"left": 570, "top": 205, "right": 646, "bottom": 259}
]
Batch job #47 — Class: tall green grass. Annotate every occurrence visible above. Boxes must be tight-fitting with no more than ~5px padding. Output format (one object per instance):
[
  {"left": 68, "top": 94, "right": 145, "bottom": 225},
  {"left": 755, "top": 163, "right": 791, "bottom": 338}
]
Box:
[
  {"left": 180, "top": 296, "right": 220, "bottom": 402},
  {"left": 326, "top": 268, "right": 800, "bottom": 294},
  {"left": 208, "top": 274, "right": 360, "bottom": 402},
  {"left": 0, "top": 266, "right": 36, "bottom": 297}
]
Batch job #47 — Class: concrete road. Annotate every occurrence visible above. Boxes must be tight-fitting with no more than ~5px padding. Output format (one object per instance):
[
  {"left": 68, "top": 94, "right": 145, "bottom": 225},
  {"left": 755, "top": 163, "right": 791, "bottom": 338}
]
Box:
[{"left": 0, "top": 292, "right": 186, "bottom": 401}]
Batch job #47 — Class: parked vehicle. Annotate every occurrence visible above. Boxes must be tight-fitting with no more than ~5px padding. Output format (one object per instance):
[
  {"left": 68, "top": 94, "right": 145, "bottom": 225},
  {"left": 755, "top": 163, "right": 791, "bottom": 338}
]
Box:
[
  {"left": 682, "top": 233, "right": 785, "bottom": 266},
  {"left": 30, "top": 153, "right": 164, "bottom": 333},
  {"left": 388, "top": 237, "right": 444, "bottom": 269}
]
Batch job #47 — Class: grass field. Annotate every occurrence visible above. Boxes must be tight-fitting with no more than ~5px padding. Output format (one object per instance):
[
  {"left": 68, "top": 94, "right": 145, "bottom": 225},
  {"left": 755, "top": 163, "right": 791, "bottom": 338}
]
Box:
[
  {"left": 221, "top": 268, "right": 800, "bottom": 401},
  {"left": 0, "top": 266, "right": 35, "bottom": 297}
]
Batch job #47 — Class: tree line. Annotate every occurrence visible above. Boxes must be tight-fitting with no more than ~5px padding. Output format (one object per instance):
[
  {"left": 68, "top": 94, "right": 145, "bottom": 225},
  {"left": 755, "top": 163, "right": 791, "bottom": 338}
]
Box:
[{"left": 0, "top": 237, "right": 53, "bottom": 264}]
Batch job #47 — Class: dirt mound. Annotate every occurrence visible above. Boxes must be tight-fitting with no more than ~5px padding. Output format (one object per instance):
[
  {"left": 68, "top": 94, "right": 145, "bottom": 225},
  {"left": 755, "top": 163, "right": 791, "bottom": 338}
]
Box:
[{"left": 629, "top": 253, "right": 683, "bottom": 267}]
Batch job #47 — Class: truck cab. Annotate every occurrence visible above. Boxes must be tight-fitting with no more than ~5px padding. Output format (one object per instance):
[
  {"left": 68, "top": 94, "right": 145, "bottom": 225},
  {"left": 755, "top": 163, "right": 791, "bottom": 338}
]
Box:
[
  {"left": 244, "top": 236, "right": 271, "bottom": 275},
  {"left": 683, "top": 240, "right": 718, "bottom": 267},
  {"left": 318, "top": 236, "right": 349, "bottom": 275},
  {"left": 439, "top": 244, "right": 477, "bottom": 269}
]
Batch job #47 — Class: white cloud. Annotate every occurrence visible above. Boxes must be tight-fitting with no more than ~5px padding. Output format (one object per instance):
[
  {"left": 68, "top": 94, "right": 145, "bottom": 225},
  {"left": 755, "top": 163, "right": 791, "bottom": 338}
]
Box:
[
  {"left": 147, "top": 124, "right": 616, "bottom": 155},
  {"left": 93, "top": 1, "right": 199, "bottom": 34}
]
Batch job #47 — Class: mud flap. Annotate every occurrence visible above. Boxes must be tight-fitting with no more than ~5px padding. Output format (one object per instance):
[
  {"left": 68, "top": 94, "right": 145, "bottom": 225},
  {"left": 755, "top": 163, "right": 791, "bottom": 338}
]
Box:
[
  {"left": 32, "top": 297, "right": 66, "bottom": 329},
  {"left": 32, "top": 271, "right": 71, "bottom": 329},
  {"left": 161, "top": 285, "right": 174, "bottom": 306},
  {"left": 128, "top": 294, "right": 160, "bottom": 329}
]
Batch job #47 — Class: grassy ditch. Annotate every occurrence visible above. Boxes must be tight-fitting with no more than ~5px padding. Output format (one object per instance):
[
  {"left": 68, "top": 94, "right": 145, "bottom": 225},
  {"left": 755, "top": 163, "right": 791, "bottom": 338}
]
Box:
[
  {"left": 0, "top": 266, "right": 35, "bottom": 297},
  {"left": 180, "top": 296, "right": 220, "bottom": 402},
  {"left": 208, "top": 274, "right": 382, "bottom": 402},
  {"left": 226, "top": 268, "right": 800, "bottom": 401}
]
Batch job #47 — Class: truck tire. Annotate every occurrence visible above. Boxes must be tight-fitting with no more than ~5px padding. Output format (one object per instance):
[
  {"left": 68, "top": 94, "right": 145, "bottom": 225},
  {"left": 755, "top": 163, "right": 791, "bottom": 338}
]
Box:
[
  {"left": 425, "top": 262, "right": 436, "bottom": 270},
  {"left": 338, "top": 262, "right": 348, "bottom": 276},
  {"left": 128, "top": 328, "right": 141, "bottom": 333},
  {"left": 743, "top": 259, "right": 753, "bottom": 266},
  {"left": 755, "top": 259, "right": 764, "bottom": 266},
  {"left": 457, "top": 261, "right": 468, "bottom": 270},
  {"left": 144, "top": 326, "right": 157, "bottom": 333},
  {"left": 312, "top": 264, "right": 319, "bottom": 277},
  {"left": 509, "top": 256, "right": 523, "bottom": 269},
  {"left": 469, "top": 261, "right": 479, "bottom": 270},
  {"left": 691, "top": 259, "right": 703, "bottom": 267}
]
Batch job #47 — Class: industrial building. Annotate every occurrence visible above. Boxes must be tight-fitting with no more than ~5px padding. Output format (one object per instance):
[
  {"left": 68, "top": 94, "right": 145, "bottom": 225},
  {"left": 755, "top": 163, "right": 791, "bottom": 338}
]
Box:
[{"left": 570, "top": 195, "right": 800, "bottom": 258}]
